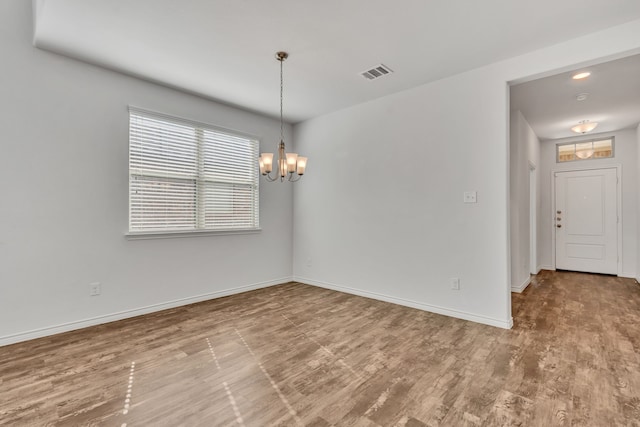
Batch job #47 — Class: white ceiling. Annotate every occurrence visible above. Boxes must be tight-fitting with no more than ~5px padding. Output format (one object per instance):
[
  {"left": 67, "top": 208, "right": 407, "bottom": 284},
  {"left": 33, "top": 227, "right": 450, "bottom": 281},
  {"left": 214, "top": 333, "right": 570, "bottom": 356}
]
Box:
[
  {"left": 511, "top": 54, "right": 640, "bottom": 140},
  {"left": 33, "top": 0, "right": 640, "bottom": 123}
]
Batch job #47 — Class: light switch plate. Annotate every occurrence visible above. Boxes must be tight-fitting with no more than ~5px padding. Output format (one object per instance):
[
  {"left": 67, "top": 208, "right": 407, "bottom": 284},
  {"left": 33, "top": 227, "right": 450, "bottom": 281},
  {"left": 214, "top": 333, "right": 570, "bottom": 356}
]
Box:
[{"left": 89, "top": 282, "right": 101, "bottom": 296}]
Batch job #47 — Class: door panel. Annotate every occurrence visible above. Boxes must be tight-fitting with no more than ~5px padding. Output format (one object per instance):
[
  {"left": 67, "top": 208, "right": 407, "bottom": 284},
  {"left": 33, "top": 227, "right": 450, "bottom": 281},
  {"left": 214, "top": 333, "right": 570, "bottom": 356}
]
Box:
[
  {"left": 565, "top": 243, "right": 604, "bottom": 260},
  {"left": 566, "top": 175, "right": 604, "bottom": 236},
  {"left": 555, "top": 168, "right": 617, "bottom": 275}
]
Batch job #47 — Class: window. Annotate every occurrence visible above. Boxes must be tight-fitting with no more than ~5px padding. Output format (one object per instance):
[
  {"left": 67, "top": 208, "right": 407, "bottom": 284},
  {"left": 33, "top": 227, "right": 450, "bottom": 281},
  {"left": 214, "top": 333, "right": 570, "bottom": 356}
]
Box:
[
  {"left": 128, "top": 107, "right": 259, "bottom": 233},
  {"left": 556, "top": 137, "right": 614, "bottom": 163}
]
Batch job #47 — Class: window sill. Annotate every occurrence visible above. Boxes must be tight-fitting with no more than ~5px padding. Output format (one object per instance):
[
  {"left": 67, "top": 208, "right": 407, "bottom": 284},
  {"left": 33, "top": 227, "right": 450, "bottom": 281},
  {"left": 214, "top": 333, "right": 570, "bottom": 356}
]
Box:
[{"left": 125, "top": 228, "right": 262, "bottom": 240}]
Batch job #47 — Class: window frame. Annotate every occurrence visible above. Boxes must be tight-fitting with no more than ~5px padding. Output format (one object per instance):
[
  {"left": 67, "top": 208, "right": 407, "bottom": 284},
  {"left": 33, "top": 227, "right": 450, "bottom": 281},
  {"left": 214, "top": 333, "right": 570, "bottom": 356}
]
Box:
[
  {"left": 556, "top": 136, "right": 615, "bottom": 163},
  {"left": 126, "top": 106, "right": 261, "bottom": 239}
]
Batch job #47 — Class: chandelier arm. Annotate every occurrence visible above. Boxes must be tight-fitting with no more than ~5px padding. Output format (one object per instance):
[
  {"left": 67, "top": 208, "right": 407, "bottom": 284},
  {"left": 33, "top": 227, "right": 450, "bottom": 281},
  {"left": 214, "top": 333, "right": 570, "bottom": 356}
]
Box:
[
  {"left": 288, "top": 173, "right": 302, "bottom": 183},
  {"left": 263, "top": 172, "right": 278, "bottom": 182}
]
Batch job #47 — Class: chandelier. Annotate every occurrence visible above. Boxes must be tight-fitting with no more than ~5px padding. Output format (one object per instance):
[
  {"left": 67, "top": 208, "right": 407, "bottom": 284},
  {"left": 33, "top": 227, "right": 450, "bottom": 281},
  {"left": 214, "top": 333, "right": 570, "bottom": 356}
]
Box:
[{"left": 258, "top": 52, "right": 307, "bottom": 182}]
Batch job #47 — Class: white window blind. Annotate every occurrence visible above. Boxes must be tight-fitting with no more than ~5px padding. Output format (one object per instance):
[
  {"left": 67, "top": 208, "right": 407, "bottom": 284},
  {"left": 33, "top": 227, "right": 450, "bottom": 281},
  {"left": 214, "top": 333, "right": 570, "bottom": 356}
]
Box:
[{"left": 129, "top": 107, "right": 259, "bottom": 233}]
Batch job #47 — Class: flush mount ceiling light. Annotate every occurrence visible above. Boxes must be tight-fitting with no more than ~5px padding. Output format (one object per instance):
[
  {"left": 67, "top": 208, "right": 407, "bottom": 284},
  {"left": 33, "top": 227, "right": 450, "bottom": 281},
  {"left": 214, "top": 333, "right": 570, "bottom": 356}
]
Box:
[
  {"left": 572, "top": 71, "right": 591, "bottom": 80},
  {"left": 258, "top": 52, "right": 307, "bottom": 182},
  {"left": 571, "top": 120, "right": 598, "bottom": 134}
]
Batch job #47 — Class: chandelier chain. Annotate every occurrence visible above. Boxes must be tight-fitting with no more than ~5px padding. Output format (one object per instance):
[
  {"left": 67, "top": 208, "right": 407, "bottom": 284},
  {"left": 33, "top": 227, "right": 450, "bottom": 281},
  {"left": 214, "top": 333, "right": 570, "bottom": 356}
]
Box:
[{"left": 280, "top": 57, "right": 284, "bottom": 142}]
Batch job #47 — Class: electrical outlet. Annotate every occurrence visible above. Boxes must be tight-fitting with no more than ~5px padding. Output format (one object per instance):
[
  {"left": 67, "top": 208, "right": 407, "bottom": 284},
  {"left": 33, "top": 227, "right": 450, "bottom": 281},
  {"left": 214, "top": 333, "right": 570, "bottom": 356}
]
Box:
[
  {"left": 450, "top": 277, "right": 460, "bottom": 290},
  {"left": 463, "top": 191, "right": 477, "bottom": 203},
  {"left": 90, "top": 282, "right": 101, "bottom": 296}
]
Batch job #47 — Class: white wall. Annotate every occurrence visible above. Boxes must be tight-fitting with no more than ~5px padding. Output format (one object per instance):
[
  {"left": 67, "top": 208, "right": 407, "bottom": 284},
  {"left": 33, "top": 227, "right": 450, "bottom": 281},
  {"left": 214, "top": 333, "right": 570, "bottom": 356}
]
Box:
[
  {"left": 0, "top": 0, "right": 293, "bottom": 345},
  {"left": 538, "top": 129, "right": 637, "bottom": 277},
  {"left": 292, "top": 18, "right": 640, "bottom": 329},
  {"left": 294, "top": 73, "right": 511, "bottom": 328},
  {"left": 509, "top": 111, "right": 540, "bottom": 292}
]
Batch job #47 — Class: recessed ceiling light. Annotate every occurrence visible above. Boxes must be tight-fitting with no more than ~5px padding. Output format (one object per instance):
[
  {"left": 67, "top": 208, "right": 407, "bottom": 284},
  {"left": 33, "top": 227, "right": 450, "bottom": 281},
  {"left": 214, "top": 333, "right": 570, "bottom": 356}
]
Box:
[
  {"left": 572, "top": 71, "right": 591, "bottom": 80},
  {"left": 576, "top": 93, "right": 589, "bottom": 101}
]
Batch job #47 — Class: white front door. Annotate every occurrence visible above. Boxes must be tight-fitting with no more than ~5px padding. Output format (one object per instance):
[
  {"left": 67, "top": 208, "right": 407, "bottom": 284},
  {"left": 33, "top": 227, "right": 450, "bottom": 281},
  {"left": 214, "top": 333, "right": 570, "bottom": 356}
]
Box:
[{"left": 555, "top": 168, "right": 618, "bottom": 275}]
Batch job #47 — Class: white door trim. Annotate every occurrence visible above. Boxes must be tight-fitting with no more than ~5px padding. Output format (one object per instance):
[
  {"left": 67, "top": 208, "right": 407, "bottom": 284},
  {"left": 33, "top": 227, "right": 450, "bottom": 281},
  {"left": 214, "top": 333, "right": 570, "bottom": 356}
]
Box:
[
  {"left": 529, "top": 162, "right": 537, "bottom": 274},
  {"left": 550, "top": 164, "right": 622, "bottom": 275}
]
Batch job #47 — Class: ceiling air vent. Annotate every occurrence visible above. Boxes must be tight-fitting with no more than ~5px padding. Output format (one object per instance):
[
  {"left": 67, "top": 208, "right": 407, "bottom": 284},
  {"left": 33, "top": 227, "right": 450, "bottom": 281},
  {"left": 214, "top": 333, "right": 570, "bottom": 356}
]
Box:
[{"left": 360, "top": 64, "right": 393, "bottom": 81}]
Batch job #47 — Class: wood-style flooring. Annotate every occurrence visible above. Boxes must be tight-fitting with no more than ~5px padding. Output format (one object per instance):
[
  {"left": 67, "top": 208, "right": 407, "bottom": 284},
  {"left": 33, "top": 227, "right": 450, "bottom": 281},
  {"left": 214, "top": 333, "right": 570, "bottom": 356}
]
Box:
[{"left": 1, "top": 270, "right": 640, "bottom": 426}]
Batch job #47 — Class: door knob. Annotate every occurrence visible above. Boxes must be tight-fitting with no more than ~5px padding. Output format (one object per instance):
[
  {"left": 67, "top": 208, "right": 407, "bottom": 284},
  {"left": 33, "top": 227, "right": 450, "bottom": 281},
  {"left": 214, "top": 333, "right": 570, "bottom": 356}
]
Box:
[
  {"left": 557, "top": 224, "right": 562, "bottom": 228},
  {"left": 557, "top": 210, "right": 562, "bottom": 214},
  {"left": 556, "top": 217, "right": 561, "bottom": 221}
]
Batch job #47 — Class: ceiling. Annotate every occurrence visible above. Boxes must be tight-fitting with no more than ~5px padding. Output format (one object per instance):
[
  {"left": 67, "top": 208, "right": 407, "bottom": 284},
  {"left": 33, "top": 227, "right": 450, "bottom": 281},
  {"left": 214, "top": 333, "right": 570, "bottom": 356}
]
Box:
[
  {"left": 33, "top": 0, "right": 640, "bottom": 123},
  {"left": 511, "top": 54, "right": 640, "bottom": 140}
]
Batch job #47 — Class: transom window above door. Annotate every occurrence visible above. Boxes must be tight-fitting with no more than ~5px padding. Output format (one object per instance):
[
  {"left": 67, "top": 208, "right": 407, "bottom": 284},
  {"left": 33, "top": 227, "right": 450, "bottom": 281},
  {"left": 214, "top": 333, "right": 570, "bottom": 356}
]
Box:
[{"left": 556, "top": 137, "right": 614, "bottom": 163}]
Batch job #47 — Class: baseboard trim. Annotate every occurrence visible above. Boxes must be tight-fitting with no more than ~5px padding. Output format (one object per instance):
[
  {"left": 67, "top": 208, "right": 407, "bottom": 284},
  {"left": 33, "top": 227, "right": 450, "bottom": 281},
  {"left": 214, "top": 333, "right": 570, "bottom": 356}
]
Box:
[
  {"left": 619, "top": 272, "right": 637, "bottom": 279},
  {"left": 0, "top": 277, "right": 291, "bottom": 347},
  {"left": 511, "top": 276, "right": 531, "bottom": 293},
  {"left": 293, "top": 276, "right": 512, "bottom": 330},
  {"left": 539, "top": 265, "right": 554, "bottom": 271}
]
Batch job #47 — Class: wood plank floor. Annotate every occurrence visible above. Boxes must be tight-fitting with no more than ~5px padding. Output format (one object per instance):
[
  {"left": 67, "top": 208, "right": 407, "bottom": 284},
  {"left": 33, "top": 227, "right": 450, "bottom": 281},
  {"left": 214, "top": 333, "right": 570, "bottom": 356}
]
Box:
[{"left": 1, "top": 270, "right": 640, "bottom": 426}]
